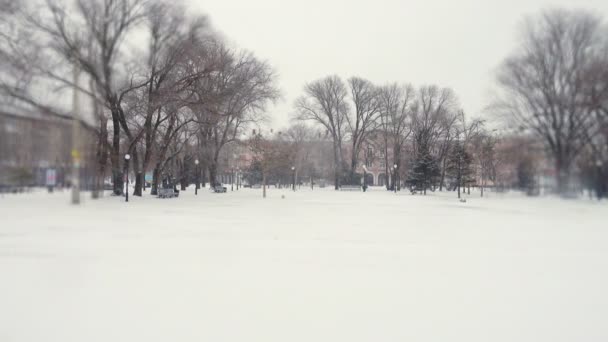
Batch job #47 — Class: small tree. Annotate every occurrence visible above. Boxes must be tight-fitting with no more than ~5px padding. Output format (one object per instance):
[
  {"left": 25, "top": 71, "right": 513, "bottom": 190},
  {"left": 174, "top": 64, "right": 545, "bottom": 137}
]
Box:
[
  {"left": 249, "top": 130, "right": 288, "bottom": 198},
  {"left": 445, "top": 141, "right": 474, "bottom": 198},
  {"left": 408, "top": 142, "right": 440, "bottom": 194}
]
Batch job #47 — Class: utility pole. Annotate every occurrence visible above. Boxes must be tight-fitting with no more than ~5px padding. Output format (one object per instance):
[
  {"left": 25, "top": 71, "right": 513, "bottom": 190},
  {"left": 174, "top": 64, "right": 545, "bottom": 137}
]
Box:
[{"left": 71, "top": 65, "right": 81, "bottom": 205}]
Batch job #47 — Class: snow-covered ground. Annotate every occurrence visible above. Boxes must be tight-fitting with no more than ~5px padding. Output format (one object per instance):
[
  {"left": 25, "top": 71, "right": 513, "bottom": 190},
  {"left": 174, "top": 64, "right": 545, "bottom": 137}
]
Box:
[{"left": 1, "top": 187, "right": 607, "bottom": 342}]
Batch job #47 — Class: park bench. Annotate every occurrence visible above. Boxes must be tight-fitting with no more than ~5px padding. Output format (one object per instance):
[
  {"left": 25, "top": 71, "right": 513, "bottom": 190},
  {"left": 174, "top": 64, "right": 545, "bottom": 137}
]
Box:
[
  {"left": 158, "top": 188, "right": 179, "bottom": 198},
  {"left": 340, "top": 185, "right": 361, "bottom": 191}
]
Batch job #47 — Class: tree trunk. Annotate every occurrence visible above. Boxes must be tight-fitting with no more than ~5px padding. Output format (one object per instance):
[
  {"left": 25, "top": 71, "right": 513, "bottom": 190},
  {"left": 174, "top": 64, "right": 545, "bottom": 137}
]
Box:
[
  {"left": 151, "top": 167, "right": 161, "bottom": 196},
  {"left": 93, "top": 116, "right": 108, "bottom": 199},
  {"left": 180, "top": 162, "right": 187, "bottom": 191},
  {"left": 480, "top": 171, "right": 484, "bottom": 198},
  {"left": 350, "top": 139, "right": 358, "bottom": 184},
  {"left": 333, "top": 140, "right": 341, "bottom": 190},
  {"left": 202, "top": 167, "right": 207, "bottom": 188},
  {"left": 262, "top": 172, "right": 267, "bottom": 198},
  {"left": 134, "top": 172, "right": 143, "bottom": 196},
  {"left": 209, "top": 162, "right": 218, "bottom": 186},
  {"left": 111, "top": 115, "right": 123, "bottom": 195},
  {"left": 555, "top": 157, "right": 571, "bottom": 195},
  {"left": 439, "top": 159, "right": 447, "bottom": 191},
  {"left": 132, "top": 148, "right": 143, "bottom": 197}
]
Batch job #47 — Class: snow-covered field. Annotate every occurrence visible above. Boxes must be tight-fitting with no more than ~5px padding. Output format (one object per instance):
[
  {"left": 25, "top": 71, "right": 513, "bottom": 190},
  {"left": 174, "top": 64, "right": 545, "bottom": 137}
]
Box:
[{"left": 1, "top": 187, "right": 607, "bottom": 342}]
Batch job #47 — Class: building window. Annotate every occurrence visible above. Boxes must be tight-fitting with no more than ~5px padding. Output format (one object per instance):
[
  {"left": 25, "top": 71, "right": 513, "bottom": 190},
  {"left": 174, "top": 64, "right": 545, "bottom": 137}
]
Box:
[
  {"left": 4, "top": 121, "right": 18, "bottom": 133},
  {"left": 365, "top": 147, "right": 373, "bottom": 167}
]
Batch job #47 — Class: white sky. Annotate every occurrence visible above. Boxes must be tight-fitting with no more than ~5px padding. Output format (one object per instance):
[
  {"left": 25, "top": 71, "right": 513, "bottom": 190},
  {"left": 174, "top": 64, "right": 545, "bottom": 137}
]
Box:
[{"left": 186, "top": 0, "right": 608, "bottom": 129}]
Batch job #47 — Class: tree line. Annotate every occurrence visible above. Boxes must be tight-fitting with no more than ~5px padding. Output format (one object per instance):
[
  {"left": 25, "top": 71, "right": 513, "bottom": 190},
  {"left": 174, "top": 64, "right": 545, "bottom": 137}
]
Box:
[
  {"left": 285, "top": 75, "right": 496, "bottom": 197},
  {"left": 0, "top": 0, "right": 280, "bottom": 197},
  {"left": 1, "top": 3, "right": 606, "bottom": 198},
  {"left": 275, "top": 8, "right": 607, "bottom": 198}
]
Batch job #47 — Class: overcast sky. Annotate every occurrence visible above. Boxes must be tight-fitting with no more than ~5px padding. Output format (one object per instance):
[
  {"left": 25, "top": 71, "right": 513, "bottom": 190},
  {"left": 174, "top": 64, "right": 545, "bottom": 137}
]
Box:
[{"left": 185, "top": 0, "right": 608, "bottom": 129}]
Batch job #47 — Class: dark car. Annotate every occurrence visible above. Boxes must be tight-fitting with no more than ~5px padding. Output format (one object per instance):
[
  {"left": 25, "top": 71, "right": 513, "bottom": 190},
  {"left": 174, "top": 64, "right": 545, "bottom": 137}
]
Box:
[{"left": 211, "top": 183, "right": 227, "bottom": 193}]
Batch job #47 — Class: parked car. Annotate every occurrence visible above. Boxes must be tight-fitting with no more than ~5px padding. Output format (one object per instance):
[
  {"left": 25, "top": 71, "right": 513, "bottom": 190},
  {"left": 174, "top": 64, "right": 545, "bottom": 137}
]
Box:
[{"left": 211, "top": 183, "right": 227, "bottom": 193}]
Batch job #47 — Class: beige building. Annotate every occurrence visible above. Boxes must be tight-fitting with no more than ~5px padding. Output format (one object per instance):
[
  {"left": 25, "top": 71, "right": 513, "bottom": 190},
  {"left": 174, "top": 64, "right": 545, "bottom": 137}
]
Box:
[{"left": 0, "top": 105, "right": 94, "bottom": 190}]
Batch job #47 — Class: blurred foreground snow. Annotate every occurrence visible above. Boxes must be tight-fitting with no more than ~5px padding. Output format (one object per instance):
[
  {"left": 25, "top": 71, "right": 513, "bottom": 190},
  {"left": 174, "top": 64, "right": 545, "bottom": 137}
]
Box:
[{"left": 1, "top": 187, "right": 607, "bottom": 341}]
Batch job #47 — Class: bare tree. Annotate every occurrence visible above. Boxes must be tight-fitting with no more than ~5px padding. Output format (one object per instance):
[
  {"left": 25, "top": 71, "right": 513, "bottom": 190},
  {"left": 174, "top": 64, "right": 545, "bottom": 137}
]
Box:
[
  {"left": 125, "top": 6, "right": 212, "bottom": 196},
  {"left": 18, "top": 0, "right": 150, "bottom": 195},
  {"left": 249, "top": 130, "right": 289, "bottom": 198},
  {"left": 294, "top": 75, "right": 348, "bottom": 189},
  {"left": 436, "top": 113, "right": 459, "bottom": 191},
  {"left": 378, "top": 83, "right": 416, "bottom": 190},
  {"left": 191, "top": 45, "right": 279, "bottom": 186},
  {"left": 496, "top": 9, "right": 605, "bottom": 194},
  {"left": 345, "top": 77, "right": 381, "bottom": 181},
  {"left": 472, "top": 128, "right": 498, "bottom": 197},
  {"left": 285, "top": 123, "right": 318, "bottom": 188}
]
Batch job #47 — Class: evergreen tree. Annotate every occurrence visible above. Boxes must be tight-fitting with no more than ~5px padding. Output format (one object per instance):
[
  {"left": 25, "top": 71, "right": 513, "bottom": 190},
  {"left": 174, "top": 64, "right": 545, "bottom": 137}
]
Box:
[
  {"left": 407, "top": 142, "right": 440, "bottom": 195},
  {"left": 445, "top": 142, "right": 473, "bottom": 198}
]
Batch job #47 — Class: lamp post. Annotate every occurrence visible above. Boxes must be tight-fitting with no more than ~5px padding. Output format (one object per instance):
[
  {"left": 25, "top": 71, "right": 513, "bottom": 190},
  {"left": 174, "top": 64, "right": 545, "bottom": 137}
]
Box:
[
  {"left": 393, "top": 164, "right": 398, "bottom": 193},
  {"left": 291, "top": 166, "right": 296, "bottom": 191},
  {"left": 124, "top": 154, "right": 131, "bottom": 202},
  {"left": 363, "top": 165, "right": 368, "bottom": 192},
  {"left": 195, "top": 159, "right": 200, "bottom": 195},
  {"left": 231, "top": 167, "right": 234, "bottom": 191}
]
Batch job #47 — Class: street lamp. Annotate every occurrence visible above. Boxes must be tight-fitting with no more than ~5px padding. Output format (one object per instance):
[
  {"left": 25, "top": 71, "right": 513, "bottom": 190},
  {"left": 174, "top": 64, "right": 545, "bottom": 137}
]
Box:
[
  {"left": 393, "top": 164, "right": 398, "bottom": 193},
  {"left": 195, "top": 159, "right": 200, "bottom": 195},
  {"left": 124, "top": 154, "right": 131, "bottom": 202},
  {"left": 291, "top": 166, "right": 296, "bottom": 191},
  {"left": 362, "top": 165, "right": 368, "bottom": 192}
]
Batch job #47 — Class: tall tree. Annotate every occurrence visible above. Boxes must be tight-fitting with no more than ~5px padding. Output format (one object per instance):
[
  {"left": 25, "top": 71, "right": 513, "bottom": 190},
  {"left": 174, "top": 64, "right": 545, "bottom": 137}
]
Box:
[
  {"left": 378, "top": 83, "right": 415, "bottom": 190},
  {"left": 471, "top": 128, "right": 498, "bottom": 197},
  {"left": 445, "top": 141, "right": 474, "bottom": 199},
  {"left": 24, "top": 0, "right": 149, "bottom": 195},
  {"left": 346, "top": 77, "right": 381, "bottom": 182},
  {"left": 496, "top": 9, "right": 605, "bottom": 194},
  {"left": 407, "top": 139, "right": 440, "bottom": 195},
  {"left": 411, "top": 85, "right": 458, "bottom": 191},
  {"left": 294, "top": 75, "right": 348, "bottom": 189},
  {"left": 193, "top": 47, "right": 279, "bottom": 186}
]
